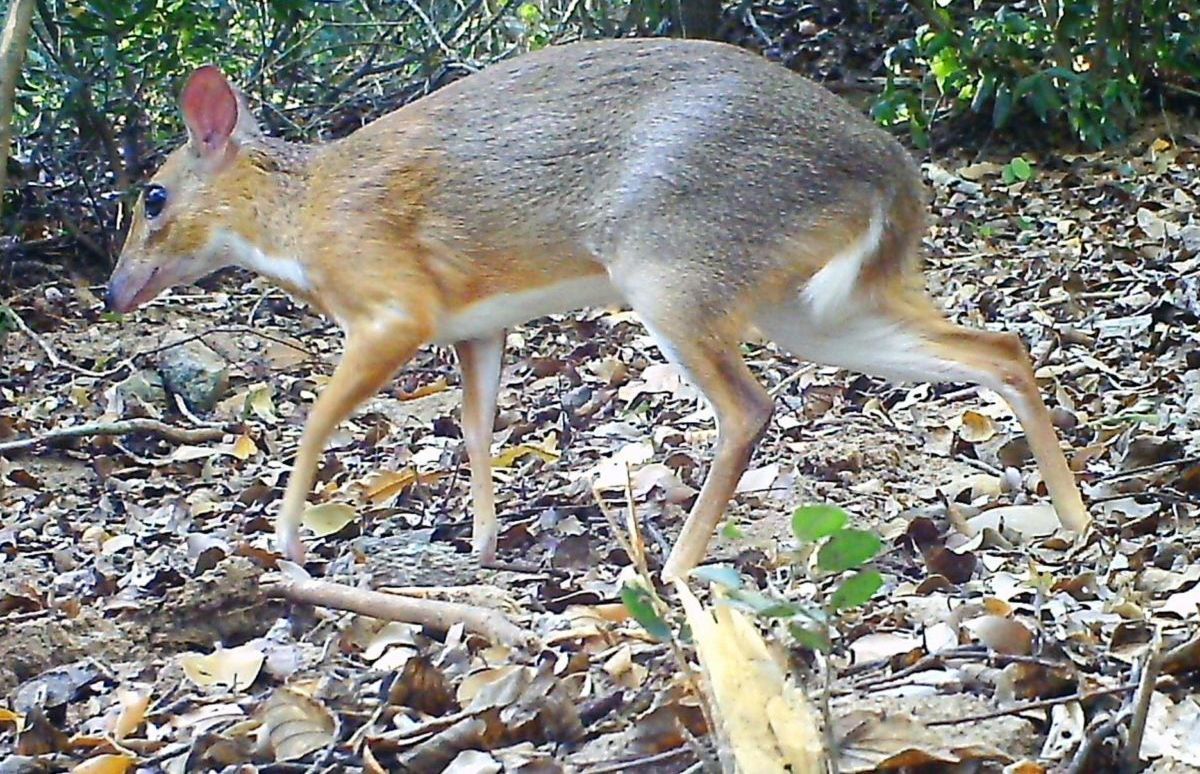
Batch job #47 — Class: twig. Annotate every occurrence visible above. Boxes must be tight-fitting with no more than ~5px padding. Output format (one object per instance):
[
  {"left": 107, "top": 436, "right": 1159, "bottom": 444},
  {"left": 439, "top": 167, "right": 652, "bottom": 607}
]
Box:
[
  {"left": 172, "top": 393, "right": 211, "bottom": 428},
  {"left": 0, "top": 417, "right": 234, "bottom": 456},
  {"left": 582, "top": 746, "right": 694, "bottom": 774},
  {"left": 768, "top": 362, "right": 816, "bottom": 398},
  {"left": 1123, "top": 630, "right": 1163, "bottom": 770},
  {"left": 739, "top": 0, "right": 772, "bottom": 48},
  {"left": 1065, "top": 717, "right": 1121, "bottom": 774},
  {"left": 9, "top": 305, "right": 112, "bottom": 377},
  {"left": 261, "top": 572, "right": 536, "bottom": 648},
  {"left": 399, "top": 0, "right": 457, "bottom": 59},
  {"left": 1096, "top": 455, "right": 1200, "bottom": 483},
  {"left": 927, "top": 681, "right": 1145, "bottom": 726}
]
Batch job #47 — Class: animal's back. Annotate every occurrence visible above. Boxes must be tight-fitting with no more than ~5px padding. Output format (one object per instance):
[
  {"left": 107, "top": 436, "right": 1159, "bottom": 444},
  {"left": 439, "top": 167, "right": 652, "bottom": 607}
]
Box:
[{"left": 351, "top": 38, "right": 922, "bottom": 279}]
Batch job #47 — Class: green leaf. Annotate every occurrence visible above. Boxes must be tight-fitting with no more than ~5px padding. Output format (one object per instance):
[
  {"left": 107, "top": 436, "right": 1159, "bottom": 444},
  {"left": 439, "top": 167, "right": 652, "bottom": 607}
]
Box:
[
  {"left": 830, "top": 569, "right": 885, "bottom": 611},
  {"left": 721, "top": 519, "right": 744, "bottom": 540},
  {"left": 1008, "top": 157, "right": 1034, "bottom": 181},
  {"left": 817, "top": 529, "right": 883, "bottom": 573},
  {"left": 725, "top": 589, "right": 798, "bottom": 618},
  {"left": 791, "top": 505, "right": 848, "bottom": 543},
  {"left": 690, "top": 564, "right": 743, "bottom": 590},
  {"left": 620, "top": 584, "right": 670, "bottom": 642},
  {"left": 788, "top": 623, "right": 831, "bottom": 653}
]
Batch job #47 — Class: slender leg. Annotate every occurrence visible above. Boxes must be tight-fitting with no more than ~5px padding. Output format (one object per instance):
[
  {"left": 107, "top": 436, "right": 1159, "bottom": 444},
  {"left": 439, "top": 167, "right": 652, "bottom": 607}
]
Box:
[
  {"left": 454, "top": 333, "right": 505, "bottom": 565},
  {"left": 755, "top": 293, "right": 1090, "bottom": 533},
  {"left": 277, "top": 326, "right": 424, "bottom": 562},
  {"left": 630, "top": 318, "right": 775, "bottom": 581}
]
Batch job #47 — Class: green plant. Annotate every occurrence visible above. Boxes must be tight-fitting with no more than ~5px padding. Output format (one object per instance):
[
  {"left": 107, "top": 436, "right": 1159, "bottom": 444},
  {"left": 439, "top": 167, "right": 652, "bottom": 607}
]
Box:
[
  {"left": 874, "top": 0, "right": 1200, "bottom": 148},
  {"left": 1002, "top": 156, "right": 1035, "bottom": 184},
  {"left": 684, "top": 504, "right": 885, "bottom": 653}
]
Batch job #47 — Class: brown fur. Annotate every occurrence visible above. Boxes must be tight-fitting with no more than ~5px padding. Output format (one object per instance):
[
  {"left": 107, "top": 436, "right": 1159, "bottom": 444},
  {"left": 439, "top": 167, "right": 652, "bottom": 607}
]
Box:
[{"left": 109, "top": 39, "right": 1089, "bottom": 578}]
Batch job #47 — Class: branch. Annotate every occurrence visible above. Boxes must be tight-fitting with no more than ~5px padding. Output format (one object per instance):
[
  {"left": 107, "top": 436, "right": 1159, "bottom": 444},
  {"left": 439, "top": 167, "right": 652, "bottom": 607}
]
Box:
[
  {"left": 261, "top": 573, "right": 536, "bottom": 648},
  {"left": 0, "top": 417, "right": 233, "bottom": 456}
]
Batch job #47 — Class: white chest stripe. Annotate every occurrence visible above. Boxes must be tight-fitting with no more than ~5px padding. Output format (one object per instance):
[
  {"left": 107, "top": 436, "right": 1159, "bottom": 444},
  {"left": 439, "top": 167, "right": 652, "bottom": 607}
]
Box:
[{"left": 212, "top": 228, "right": 310, "bottom": 292}]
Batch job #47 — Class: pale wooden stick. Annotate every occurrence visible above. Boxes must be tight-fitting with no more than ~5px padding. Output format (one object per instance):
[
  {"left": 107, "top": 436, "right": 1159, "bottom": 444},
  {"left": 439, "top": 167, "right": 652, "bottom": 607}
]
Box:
[
  {"left": 261, "top": 574, "right": 536, "bottom": 648},
  {"left": 0, "top": 418, "right": 232, "bottom": 455}
]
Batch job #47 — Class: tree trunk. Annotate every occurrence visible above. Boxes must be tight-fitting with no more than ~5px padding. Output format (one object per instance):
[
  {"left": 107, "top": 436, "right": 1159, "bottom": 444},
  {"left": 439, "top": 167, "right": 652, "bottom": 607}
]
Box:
[{"left": 0, "top": 0, "right": 35, "bottom": 227}]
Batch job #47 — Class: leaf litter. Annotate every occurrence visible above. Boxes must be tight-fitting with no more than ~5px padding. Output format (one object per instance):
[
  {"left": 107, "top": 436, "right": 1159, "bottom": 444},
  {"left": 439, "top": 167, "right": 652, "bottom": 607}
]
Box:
[{"left": 1, "top": 122, "right": 1199, "bottom": 770}]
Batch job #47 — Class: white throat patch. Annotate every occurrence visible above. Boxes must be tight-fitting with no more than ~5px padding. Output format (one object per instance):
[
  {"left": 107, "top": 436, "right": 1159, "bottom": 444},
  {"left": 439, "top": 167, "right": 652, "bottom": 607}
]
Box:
[{"left": 210, "top": 229, "right": 310, "bottom": 292}]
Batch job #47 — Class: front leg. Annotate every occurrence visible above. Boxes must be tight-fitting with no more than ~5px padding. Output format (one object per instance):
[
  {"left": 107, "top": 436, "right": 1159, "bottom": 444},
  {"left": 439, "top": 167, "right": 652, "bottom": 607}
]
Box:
[
  {"left": 454, "top": 333, "right": 505, "bottom": 564},
  {"left": 277, "top": 324, "right": 424, "bottom": 562}
]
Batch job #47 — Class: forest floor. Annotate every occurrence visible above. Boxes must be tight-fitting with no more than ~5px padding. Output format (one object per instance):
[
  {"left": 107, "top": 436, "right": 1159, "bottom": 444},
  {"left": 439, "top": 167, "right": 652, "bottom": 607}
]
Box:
[{"left": 2, "top": 91, "right": 1200, "bottom": 774}]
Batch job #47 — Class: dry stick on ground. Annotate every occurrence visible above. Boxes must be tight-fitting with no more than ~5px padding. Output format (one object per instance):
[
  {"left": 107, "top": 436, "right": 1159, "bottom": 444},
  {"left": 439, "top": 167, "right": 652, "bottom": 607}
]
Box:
[
  {"left": 0, "top": 417, "right": 234, "bottom": 455},
  {"left": 1123, "top": 631, "right": 1164, "bottom": 770},
  {"left": 261, "top": 572, "right": 535, "bottom": 649},
  {"left": 13, "top": 310, "right": 321, "bottom": 380},
  {"left": 8, "top": 305, "right": 116, "bottom": 378},
  {"left": 926, "top": 679, "right": 1176, "bottom": 727}
]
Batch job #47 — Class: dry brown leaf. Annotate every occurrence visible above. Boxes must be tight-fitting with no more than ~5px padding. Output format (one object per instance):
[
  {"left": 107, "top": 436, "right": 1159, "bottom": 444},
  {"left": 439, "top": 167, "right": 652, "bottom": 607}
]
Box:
[
  {"left": 70, "top": 755, "right": 135, "bottom": 774},
  {"left": 301, "top": 502, "right": 358, "bottom": 537},
  {"left": 958, "top": 410, "right": 998, "bottom": 442},
  {"left": 180, "top": 644, "right": 265, "bottom": 692},
  {"left": 399, "top": 376, "right": 450, "bottom": 400},
  {"left": 111, "top": 688, "right": 149, "bottom": 740},
  {"left": 966, "top": 615, "right": 1033, "bottom": 655},
  {"left": 262, "top": 688, "right": 337, "bottom": 762},
  {"left": 457, "top": 664, "right": 528, "bottom": 707},
  {"left": 836, "top": 711, "right": 957, "bottom": 772},
  {"left": 360, "top": 468, "right": 422, "bottom": 504},
  {"left": 675, "top": 580, "right": 823, "bottom": 773},
  {"left": 492, "top": 440, "right": 559, "bottom": 468},
  {"left": 229, "top": 433, "right": 258, "bottom": 461}
]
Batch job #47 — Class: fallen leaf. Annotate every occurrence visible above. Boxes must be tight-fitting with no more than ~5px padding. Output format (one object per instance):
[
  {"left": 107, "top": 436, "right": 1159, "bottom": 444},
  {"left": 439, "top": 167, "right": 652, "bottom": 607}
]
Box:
[
  {"left": 70, "top": 755, "right": 135, "bottom": 774},
  {"left": 301, "top": 502, "right": 358, "bottom": 538},
  {"left": 111, "top": 688, "right": 149, "bottom": 740},
  {"left": 262, "top": 688, "right": 337, "bottom": 762},
  {"left": 967, "top": 504, "right": 1061, "bottom": 539},
  {"left": 229, "top": 433, "right": 258, "bottom": 460},
  {"left": 958, "top": 410, "right": 997, "bottom": 442},
  {"left": 675, "top": 580, "right": 824, "bottom": 773},
  {"left": 180, "top": 644, "right": 265, "bottom": 691}
]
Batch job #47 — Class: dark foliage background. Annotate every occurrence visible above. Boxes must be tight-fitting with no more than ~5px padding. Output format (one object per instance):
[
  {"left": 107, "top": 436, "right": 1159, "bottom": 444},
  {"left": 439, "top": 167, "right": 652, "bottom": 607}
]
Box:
[{"left": 0, "top": 0, "right": 1196, "bottom": 286}]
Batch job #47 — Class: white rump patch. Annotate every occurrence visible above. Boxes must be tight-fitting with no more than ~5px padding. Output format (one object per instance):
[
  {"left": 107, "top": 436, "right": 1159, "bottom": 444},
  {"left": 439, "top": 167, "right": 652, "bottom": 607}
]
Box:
[
  {"left": 801, "top": 207, "right": 884, "bottom": 321},
  {"left": 212, "top": 229, "right": 310, "bottom": 292}
]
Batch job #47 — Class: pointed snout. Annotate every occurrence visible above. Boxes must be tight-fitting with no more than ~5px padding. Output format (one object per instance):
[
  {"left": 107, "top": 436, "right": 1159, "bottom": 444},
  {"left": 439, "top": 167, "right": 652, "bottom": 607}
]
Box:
[{"left": 106, "top": 262, "right": 161, "bottom": 314}]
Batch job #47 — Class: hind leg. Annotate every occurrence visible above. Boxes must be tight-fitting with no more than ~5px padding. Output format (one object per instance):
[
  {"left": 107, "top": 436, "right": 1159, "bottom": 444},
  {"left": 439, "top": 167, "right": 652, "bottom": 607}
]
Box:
[
  {"left": 755, "top": 292, "right": 1090, "bottom": 533},
  {"left": 613, "top": 276, "right": 775, "bottom": 580}
]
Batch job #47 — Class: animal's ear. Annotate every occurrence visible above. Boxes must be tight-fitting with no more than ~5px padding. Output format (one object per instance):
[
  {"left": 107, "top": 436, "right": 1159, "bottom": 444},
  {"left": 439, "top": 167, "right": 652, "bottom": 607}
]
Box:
[{"left": 181, "top": 65, "right": 239, "bottom": 159}]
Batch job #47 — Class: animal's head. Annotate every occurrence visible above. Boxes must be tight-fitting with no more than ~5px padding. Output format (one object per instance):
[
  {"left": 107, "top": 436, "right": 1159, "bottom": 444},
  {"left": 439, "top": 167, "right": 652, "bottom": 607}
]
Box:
[{"left": 107, "top": 66, "right": 272, "bottom": 313}]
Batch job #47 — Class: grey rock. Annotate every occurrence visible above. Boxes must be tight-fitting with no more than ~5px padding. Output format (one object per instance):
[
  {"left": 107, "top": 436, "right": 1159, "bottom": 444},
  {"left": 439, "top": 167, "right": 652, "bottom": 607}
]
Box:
[{"left": 158, "top": 340, "right": 229, "bottom": 413}]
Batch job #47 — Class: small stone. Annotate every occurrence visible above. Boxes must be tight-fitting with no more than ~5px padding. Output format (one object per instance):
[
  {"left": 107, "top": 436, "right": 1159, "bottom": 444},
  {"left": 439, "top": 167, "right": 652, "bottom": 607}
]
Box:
[{"left": 158, "top": 341, "right": 229, "bottom": 413}]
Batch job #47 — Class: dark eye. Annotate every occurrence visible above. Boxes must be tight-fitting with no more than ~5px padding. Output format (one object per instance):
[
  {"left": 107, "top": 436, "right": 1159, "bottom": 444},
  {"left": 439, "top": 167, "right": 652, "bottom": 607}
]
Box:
[{"left": 144, "top": 184, "right": 168, "bottom": 218}]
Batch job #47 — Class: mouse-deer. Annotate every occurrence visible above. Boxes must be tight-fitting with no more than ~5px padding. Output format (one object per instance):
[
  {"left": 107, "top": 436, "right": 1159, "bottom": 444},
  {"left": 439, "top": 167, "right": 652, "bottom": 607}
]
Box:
[{"left": 107, "top": 39, "right": 1090, "bottom": 580}]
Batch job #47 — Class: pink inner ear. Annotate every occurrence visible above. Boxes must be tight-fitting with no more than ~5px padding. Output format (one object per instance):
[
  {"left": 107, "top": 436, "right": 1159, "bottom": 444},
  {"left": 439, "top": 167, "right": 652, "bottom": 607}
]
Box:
[{"left": 181, "top": 66, "right": 238, "bottom": 156}]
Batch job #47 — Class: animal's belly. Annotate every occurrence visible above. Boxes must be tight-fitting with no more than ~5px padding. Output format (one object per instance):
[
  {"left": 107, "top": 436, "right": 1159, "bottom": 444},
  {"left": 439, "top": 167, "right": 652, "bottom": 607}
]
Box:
[{"left": 434, "top": 274, "right": 623, "bottom": 343}]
